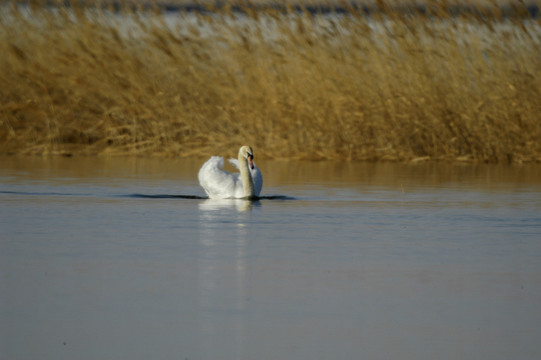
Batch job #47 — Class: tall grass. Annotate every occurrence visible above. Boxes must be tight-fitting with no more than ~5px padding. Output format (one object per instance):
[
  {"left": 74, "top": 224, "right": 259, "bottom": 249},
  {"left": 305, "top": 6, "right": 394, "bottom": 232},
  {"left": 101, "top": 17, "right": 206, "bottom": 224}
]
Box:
[{"left": 1, "top": 1, "right": 540, "bottom": 162}]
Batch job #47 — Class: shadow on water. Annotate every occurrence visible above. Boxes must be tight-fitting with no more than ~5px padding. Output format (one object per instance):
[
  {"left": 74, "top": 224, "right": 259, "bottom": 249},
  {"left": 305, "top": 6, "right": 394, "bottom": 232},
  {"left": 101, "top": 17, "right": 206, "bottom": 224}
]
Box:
[
  {"left": 127, "top": 193, "right": 207, "bottom": 199},
  {"left": 0, "top": 190, "right": 295, "bottom": 201},
  {"left": 127, "top": 193, "right": 296, "bottom": 200},
  {"left": 0, "top": 190, "right": 91, "bottom": 197}
]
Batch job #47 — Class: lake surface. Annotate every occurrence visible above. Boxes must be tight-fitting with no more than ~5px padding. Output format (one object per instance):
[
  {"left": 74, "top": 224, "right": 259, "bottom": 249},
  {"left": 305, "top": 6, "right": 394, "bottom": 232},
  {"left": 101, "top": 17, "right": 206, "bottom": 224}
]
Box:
[{"left": 1, "top": 156, "right": 541, "bottom": 360}]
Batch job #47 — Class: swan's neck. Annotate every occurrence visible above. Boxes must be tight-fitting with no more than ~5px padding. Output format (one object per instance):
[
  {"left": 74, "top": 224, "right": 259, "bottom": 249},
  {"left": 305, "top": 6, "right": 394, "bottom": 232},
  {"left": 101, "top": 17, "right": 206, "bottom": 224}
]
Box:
[{"left": 239, "top": 154, "right": 255, "bottom": 198}]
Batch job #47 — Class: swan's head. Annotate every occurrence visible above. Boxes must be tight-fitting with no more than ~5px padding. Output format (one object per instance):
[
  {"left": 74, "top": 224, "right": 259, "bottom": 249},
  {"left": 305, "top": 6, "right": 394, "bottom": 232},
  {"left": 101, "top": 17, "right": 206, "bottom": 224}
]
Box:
[{"left": 239, "top": 145, "right": 255, "bottom": 169}]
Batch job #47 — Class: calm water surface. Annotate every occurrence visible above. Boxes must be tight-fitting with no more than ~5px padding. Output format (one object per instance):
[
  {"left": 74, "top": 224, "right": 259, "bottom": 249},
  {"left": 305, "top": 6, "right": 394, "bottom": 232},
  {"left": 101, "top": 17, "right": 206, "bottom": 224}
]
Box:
[{"left": 1, "top": 156, "right": 541, "bottom": 360}]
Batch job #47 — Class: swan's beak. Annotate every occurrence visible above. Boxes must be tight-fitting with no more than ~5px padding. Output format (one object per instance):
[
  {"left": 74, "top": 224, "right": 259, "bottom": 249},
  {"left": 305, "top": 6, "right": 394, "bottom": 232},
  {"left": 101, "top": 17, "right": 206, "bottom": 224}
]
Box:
[{"left": 247, "top": 154, "right": 254, "bottom": 170}]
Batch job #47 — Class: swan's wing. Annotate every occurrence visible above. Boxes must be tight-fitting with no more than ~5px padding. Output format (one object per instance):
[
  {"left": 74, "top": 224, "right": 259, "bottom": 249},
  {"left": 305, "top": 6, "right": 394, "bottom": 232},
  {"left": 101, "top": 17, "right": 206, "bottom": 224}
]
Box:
[
  {"left": 251, "top": 163, "right": 263, "bottom": 196},
  {"left": 228, "top": 158, "right": 239, "bottom": 170},
  {"left": 198, "top": 156, "right": 241, "bottom": 199}
]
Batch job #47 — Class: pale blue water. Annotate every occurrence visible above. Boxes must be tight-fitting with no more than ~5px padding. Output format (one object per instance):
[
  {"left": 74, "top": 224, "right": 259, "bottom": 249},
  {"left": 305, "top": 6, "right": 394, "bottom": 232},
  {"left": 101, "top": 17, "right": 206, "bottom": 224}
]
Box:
[{"left": 1, "top": 157, "right": 541, "bottom": 360}]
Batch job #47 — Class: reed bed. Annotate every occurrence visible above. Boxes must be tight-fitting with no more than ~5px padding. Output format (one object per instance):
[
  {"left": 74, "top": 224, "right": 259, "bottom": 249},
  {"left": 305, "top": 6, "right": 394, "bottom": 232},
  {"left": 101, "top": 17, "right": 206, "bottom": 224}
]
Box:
[{"left": 1, "top": 1, "right": 540, "bottom": 162}]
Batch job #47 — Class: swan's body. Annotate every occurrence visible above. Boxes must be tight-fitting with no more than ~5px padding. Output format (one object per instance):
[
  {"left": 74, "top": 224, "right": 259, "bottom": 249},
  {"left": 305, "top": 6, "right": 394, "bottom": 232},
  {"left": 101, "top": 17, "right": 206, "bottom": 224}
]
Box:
[{"left": 198, "top": 146, "right": 263, "bottom": 199}]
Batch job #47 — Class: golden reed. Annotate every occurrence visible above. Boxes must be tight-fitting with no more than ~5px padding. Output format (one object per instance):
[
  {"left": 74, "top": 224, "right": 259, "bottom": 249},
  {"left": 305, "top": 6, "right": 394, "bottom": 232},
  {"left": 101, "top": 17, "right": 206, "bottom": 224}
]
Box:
[{"left": 1, "top": 1, "right": 540, "bottom": 162}]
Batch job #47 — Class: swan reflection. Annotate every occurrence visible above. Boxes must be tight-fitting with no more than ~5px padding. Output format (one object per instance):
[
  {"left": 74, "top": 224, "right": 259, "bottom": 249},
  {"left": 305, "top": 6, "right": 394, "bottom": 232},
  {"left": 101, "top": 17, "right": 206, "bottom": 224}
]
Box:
[
  {"left": 197, "top": 197, "right": 254, "bottom": 358},
  {"left": 198, "top": 198, "right": 260, "bottom": 212}
]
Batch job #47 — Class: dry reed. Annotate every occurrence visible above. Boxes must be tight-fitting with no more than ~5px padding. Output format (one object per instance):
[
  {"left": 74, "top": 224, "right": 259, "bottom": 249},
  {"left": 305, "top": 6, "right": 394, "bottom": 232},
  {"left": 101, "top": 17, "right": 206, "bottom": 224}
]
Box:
[{"left": 1, "top": 1, "right": 540, "bottom": 162}]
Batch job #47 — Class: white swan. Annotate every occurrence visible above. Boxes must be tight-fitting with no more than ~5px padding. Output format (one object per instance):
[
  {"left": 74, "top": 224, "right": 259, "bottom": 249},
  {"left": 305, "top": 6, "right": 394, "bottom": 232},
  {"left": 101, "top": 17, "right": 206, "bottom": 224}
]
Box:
[{"left": 198, "top": 145, "right": 263, "bottom": 199}]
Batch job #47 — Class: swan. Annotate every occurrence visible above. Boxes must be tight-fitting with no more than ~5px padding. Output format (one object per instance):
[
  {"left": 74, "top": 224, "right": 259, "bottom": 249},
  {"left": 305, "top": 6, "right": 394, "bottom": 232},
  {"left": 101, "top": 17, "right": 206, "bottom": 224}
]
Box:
[{"left": 198, "top": 145, "right": 263, "bottom": 199}]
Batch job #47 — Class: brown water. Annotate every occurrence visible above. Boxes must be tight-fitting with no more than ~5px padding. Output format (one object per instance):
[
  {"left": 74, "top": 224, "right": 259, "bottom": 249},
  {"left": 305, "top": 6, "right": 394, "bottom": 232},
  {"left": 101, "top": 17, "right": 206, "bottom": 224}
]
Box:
[{"left": 1, "top": 156, "right": 541, "bottom": 360}]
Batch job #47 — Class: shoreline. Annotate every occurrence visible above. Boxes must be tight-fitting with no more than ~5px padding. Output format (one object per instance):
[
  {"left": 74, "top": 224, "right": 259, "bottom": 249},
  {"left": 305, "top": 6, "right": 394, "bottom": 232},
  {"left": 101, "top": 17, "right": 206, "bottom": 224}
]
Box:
[{"left": 25, "top": 1, "right": 541, "bottom": 19}]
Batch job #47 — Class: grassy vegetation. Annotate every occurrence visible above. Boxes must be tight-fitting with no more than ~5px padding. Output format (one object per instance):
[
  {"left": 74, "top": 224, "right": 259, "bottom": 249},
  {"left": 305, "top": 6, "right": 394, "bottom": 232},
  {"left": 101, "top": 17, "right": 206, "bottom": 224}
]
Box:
[{"left": 1, "top": 1, "right": 540, "bottom": 162}]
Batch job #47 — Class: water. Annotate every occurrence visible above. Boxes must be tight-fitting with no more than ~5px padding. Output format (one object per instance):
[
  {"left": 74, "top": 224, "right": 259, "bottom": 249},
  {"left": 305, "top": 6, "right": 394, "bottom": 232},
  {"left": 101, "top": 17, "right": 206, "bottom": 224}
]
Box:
[{"left": 1, "top": 156, "right": 541, "bottom": 360}]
